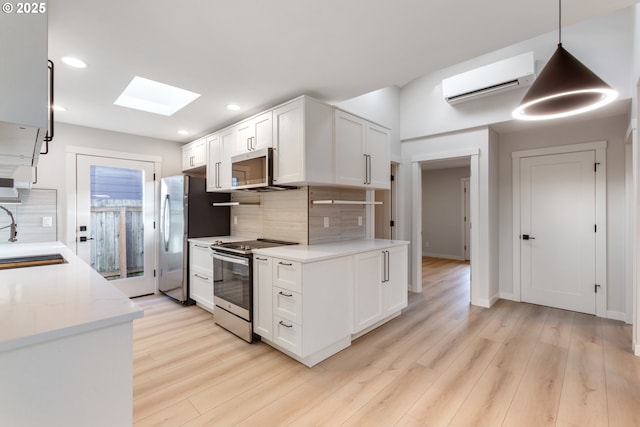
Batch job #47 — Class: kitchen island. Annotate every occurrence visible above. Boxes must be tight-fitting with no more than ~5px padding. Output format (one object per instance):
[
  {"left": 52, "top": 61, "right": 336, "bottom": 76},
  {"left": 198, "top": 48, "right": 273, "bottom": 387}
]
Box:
[
  {"left": 0, "top": 241, "right": 144, "bottom": 427},
  {"left": 253, "top": 239, "right": 409, "bottom": 366}
]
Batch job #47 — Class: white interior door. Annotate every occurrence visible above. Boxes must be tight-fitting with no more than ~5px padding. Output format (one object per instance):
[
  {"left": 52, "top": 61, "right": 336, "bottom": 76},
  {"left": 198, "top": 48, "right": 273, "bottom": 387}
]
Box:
[
  {"left": 76, "top": 154, "right": 156, "bottom": 298},
  {"left": 520, "top": 151, "right": 596, "bottom": 314}
]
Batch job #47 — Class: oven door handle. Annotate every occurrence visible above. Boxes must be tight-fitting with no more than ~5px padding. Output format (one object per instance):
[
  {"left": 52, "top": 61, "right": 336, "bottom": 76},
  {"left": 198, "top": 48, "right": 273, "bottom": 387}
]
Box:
[{"left": 211, "top": 252, "right": 249, "bottom": 266}]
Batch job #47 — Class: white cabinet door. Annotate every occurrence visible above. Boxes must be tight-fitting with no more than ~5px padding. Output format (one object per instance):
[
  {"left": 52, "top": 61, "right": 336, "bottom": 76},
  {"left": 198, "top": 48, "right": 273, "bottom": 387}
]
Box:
[
  {"left": 218, "top": 127, "right": 234, "bottom": 189},
  {"left": 182, "top": 137, "right": 207, "bottom": 171},
  {"left": 189, "top": 242, "right": 214, "bottom": 312},
  {"left": 253, "top": 255, "right": 273, "bottom": 340},
  {"left": 236, "top": 112, "right": 272, "bottom": 154},
  {"left": 205, "top": 134, "right": 220, "bottom": 191},
  {"left": 272, "top": 99, "right": 304, "bottom": 185},
  {"left": 382, "top": 245, "right": 408, "bottom": 316},
  {"left": 335, "top": 110, "right": 366, "bottom": 187},
  {"left": 207, "top": 127, "right": 234, "bottom": 192},
  {"left": 272, "top": 96, "right": 335, "bottom": 186},
  {"left": 335, "top": 109, "right": 390, "bottom": 189},
  {"left": 366, "top": 122, "right": 391, "bottom": 189},
  {"left": 353, "top": 250, "right": 383, "bottom": 333}
]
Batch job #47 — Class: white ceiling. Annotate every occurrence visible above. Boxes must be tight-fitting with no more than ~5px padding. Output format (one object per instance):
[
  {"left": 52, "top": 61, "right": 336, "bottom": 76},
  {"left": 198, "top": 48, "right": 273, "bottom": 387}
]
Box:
[{"left": 48, "top": 0, "right": 639, "bottom": 143}]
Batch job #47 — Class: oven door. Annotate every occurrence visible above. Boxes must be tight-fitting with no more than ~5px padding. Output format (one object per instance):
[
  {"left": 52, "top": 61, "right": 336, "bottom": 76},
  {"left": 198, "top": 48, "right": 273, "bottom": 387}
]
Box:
[{"left": 211, "top": 251, "right": 252, "bottom": 320}]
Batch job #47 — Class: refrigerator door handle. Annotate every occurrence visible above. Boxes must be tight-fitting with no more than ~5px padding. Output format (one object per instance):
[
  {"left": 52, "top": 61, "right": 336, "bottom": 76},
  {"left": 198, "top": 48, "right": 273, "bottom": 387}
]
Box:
[{"left": 162, "top": 194, "right": 171, "bottom": 251}]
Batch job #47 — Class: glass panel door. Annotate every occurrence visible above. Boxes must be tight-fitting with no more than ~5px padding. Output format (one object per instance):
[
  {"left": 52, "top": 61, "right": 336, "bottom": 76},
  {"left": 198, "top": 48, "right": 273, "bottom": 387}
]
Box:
[{"left": 76, "top": 155, "right": 155, "bottom": 298}]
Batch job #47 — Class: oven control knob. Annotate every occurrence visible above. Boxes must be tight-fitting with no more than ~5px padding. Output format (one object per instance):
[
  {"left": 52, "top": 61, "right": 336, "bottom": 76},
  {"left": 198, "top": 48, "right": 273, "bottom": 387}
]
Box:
[{"left": 245, "top": 245, "right": 251, "bottom": 250}]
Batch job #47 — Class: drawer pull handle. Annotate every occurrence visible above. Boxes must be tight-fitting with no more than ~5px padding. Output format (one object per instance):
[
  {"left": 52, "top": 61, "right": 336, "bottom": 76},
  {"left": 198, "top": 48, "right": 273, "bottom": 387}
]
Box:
[
  {"left": 256, "top": 257, "right": 268, "bottom": 261},
  {"left": 279, "top": 291, "right": 293, "bottom": 297},
  {"left": 279, "top": 262, "right": 293, "bottom": 266},
  {"left": 279, "top": 320, "right": 293, "bottom": 328},
  {"left": 194, "top": 274, "right": 209, "bottom": 280}
]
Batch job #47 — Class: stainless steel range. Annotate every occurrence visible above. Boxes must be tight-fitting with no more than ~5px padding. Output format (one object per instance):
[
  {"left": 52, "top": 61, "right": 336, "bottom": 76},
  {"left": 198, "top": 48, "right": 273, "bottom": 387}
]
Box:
[{"left": 210, "top": 238, "right": 296, "bottom": 342}]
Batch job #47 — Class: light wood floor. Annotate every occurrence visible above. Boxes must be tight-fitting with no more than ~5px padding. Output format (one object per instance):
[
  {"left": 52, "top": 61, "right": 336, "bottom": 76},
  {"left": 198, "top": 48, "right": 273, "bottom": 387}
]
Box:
[{"left": 132, "top": 257, "right": 640, "bottom": 426}]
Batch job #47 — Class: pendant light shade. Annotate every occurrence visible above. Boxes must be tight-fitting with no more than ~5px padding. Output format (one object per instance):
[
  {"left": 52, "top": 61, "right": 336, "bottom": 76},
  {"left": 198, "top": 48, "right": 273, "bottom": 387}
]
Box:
[
  {"left": 512, "top": 44, "right": 618, "bottom": 120},
  {"left": 513, "top": 0, "right": 617, "bottom": 120}
]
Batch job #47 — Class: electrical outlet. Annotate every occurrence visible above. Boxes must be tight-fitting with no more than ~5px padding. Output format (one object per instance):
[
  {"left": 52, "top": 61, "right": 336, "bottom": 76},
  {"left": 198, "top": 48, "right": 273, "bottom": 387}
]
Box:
[
  {"left": 323, "top": 217, "right": 329, "bottom": 228},
  {"left": 42, "top": 216, "right": 52, "bottom": 227},
  {"left": 358, "top": 216, "right": 362, "bottom": 226},
  {"left": 233, "top": 215, "right": 238, "bottom": 225}
]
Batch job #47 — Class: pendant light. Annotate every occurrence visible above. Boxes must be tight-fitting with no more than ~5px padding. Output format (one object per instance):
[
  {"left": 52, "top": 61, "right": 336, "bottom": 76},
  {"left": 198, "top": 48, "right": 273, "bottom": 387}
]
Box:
[{"left": 512, "top": 0, "right": 618, "bottom": 120}]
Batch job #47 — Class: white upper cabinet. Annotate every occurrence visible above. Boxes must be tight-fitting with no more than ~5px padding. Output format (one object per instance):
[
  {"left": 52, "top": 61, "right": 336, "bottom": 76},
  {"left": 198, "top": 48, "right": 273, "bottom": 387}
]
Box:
[
  {"left": 272, "top": 96, "right": 334, "bottom": 186},
  {"left": 206, "top": 130, "right": 233, "bottom": 192},
  {"left": 181, "top": 137, "right": 207, "bottom": 172},
  {"left": 0, "top": 3, "right": 48, "bottom": 167},
  {"left": 334, "top": 109, "right": 390, "bottom": 190},
  {"left": 236, "top": 111, "right": 272, "bottom": 154},
  {"left": 203, "top": 95, "right": 391, "bottom": 191}
]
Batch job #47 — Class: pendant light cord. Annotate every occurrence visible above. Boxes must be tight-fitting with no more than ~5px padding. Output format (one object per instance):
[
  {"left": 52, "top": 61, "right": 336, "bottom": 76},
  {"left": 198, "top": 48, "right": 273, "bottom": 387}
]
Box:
[{"left": 558, "top": 0, "right": 562, "bottom": 46}]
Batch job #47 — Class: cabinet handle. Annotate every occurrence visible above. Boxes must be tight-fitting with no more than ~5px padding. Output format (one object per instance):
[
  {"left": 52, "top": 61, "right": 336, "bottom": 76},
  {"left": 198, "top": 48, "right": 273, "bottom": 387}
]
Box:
[
  {"left": 278, "top": 291, "right": 293, "bottom": 297},
  {"left": 194, "top": 244, "right": 208, "bottom": 248},
  {"left": 382, "top": 250, "right": 390, "bottom": 282},
  {"left": 194, "top": 273, "right": 209, "bottom": 280},
  {"left": 216, "top": 162, "right": 221, "bottom": 188},
  {"left": 279, "top": 320, "right": 293, "bottom": 328},
  {"left": 367, "top": 154, "right": 372, "bottom": 184},
  {"left": 252, "top": 136, "right": 257, "bottom": 150},
  {"left": 363, "top": 154, "right": 368, "bottom": 185},
  {"left": 42, "top": 60, "right": 54, "bottom": 153},
  {"left": 247, "top": 137, "right": 250, "bottom": 151},
  {"left": 278, "top": 262, "right": 293, "bottom": 266},
  {"left": 255, "top": 257, "right": 268, "bottom": 262}
]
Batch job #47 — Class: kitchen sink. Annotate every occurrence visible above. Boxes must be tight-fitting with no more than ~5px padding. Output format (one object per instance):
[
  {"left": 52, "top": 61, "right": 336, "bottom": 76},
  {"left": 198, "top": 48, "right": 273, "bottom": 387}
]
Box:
[{"left": 0, "top": 253, "right": 67, "bottom": 270}]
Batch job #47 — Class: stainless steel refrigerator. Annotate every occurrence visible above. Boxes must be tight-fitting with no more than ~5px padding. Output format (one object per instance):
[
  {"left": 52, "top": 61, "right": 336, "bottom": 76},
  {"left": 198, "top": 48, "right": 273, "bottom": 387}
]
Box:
[{"left": 159, "top": 175, "right": 230, "bottom": 304}]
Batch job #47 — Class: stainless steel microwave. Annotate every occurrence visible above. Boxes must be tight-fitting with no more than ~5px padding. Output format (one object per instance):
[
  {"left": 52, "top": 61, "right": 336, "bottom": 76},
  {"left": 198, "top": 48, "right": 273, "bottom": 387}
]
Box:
[{"left": 231, "top": 148, "right": 273, "bottom": 190}]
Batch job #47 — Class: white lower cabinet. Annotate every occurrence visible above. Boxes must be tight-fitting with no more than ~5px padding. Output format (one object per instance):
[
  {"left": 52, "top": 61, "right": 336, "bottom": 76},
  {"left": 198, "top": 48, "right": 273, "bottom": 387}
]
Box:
[
  {"left": 253, "top": 243, "right": 408, "bottom": 367},
  {"left": 253, "top": 255, "right": 351, "bottom": 367},
  {"left": 253, "top": 255, "right": 273, "bottom": 339},
  {"left": 189, "top": 242, "right": 214, "bottom": 312},
  {"left": 353, "top": 245, "right": 408, "bottom": 334}
]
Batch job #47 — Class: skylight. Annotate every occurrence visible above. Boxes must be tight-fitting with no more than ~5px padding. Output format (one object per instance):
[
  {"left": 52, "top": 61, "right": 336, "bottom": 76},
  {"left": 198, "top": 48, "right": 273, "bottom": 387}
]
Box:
[{"left": 114, "top": 76, "right": 200, "bottom": 116}]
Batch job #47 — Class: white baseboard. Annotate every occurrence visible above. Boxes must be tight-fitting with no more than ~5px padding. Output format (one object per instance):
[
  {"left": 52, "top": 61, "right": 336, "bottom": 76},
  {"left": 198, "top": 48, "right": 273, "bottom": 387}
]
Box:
[
  {"left": 606, "top": 310, "right": 626, "bottom": 322},
  {"left": 499, "top": 292, "right": 516, "bottom": 301}
]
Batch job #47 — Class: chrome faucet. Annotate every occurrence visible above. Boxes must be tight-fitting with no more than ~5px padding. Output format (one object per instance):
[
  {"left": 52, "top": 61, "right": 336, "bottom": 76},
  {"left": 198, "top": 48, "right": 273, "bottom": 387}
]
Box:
[{"left": 0, "top": 205, "right": 17, "bottom": 242}]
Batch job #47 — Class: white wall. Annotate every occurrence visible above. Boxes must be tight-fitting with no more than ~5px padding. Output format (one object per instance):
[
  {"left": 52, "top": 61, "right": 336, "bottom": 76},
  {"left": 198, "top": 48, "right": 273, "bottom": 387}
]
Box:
[
  {"left": 399, "top": 127, "right": 499, "bottom": 306},
  {"left": 421, "top": 166, "right": 470, "bottom": 259},
  {"left": 400, "top": 7, "right": 635, "bottom": 140},
  {"left": 497, "top": 114, "right": 629, "bottom": 318},
  {"left": 32, "top": 122, "right": 182, "bottom": 242}
]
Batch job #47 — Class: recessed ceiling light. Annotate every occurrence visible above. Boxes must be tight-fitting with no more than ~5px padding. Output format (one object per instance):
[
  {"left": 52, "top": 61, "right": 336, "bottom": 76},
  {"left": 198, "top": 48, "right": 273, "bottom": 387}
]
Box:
[
  {"left": 177, "top": 130, "right": 189, "bottom": 136},
  {"left": 51, "top": 105, "right": 67, "bottom": 112},
  {"left": 114, "top": 76, "right": 201, "bottom": 116},
  {"left": 226, "top": 104, "right": 241, "bottom": 111},
  {"left": 61, "top": 56, "right": 87, "bottom": 68}
]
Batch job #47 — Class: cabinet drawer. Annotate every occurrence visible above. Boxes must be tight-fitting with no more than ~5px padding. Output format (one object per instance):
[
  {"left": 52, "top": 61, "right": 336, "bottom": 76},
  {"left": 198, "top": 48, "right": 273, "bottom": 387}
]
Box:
[
  {"left": 190, "top": 272, "right": 214, "bottom": 312},
  {"left": 273, "top": 287, "right": 302, "bottom": 324},
  {"left": 273, "top": 315, "right": 302, "bottom": 355},
  {"left": 191, "top": 244, "right": 213, "bottom": 272},
  {"left": 273, "top": 258, "right": 302, "bottom": 292}
]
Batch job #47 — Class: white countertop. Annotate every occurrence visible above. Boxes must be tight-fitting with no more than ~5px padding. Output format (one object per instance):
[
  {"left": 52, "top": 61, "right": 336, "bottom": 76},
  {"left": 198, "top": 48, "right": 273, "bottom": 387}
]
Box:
[
  {"left": 253, "top": 239, "right": 409, "bottom": 263},
  {"left": 0, "top": 241, "right": 144, "bottom": 353}
]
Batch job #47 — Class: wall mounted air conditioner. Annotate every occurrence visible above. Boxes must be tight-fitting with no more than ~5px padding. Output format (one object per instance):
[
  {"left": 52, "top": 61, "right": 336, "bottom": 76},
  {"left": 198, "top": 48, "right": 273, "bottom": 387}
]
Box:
[{"left": 442, "top": 52, "right": 535, "bottom": 104}]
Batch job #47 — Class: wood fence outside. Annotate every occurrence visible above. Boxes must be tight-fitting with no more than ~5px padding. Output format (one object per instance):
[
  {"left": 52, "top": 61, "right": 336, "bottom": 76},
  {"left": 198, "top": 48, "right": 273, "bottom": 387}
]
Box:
[{"left": 90, "top": 199, "right": 144, "bottom": 280}]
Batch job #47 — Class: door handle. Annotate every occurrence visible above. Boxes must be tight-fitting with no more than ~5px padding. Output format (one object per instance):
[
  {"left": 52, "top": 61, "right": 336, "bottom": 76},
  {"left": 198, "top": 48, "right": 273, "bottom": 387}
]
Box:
[{"left": 521, "top": 234, "right": 535, "bottom": 240}]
